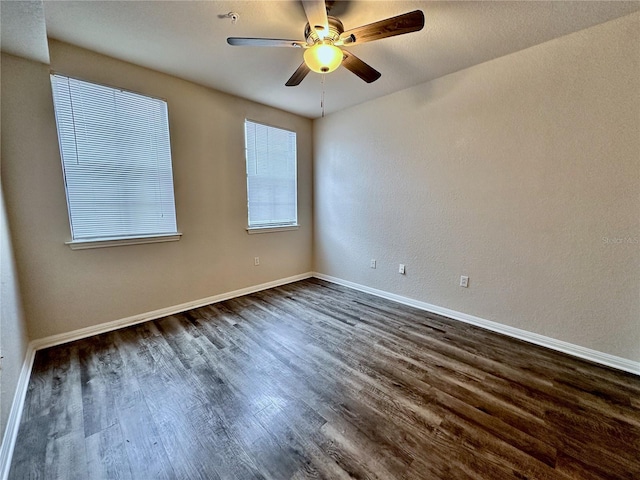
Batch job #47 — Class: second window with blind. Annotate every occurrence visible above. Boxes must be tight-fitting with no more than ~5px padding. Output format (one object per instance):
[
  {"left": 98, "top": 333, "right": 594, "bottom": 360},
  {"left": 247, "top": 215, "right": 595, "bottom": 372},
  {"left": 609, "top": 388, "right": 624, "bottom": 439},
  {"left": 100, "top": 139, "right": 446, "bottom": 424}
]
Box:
[{"left": 244, "top": 120, "right": 298, "bottom": 231}]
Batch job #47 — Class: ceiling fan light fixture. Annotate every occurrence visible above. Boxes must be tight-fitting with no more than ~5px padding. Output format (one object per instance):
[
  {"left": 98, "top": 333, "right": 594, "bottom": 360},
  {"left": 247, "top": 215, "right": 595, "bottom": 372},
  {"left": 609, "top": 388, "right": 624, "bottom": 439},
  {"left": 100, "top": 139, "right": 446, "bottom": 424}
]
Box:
[{"left": 304, "top": 42, "right": 343, "bottom": 74}]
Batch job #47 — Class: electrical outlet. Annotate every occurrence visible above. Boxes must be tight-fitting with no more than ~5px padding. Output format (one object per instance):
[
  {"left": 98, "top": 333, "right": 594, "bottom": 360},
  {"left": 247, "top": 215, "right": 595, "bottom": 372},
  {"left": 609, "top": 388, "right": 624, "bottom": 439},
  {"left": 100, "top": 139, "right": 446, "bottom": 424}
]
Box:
[
  {"left": 254, "top": 256, "right": 260, "bottom": 266},
  {"left": 370, "top": 259, "right": 376, "bottom": 269},
  {"left": 399, "top": 264, "right": 406, "bottom": 275},
  {"left": 460, "top": 275, "right": 469, "bottom": 288}
]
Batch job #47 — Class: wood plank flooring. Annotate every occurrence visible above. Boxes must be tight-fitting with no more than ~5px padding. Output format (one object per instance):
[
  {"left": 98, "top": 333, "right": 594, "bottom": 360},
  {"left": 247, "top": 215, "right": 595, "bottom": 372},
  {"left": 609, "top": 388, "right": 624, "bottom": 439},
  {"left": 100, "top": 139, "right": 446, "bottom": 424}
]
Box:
[{"left": 9, "top": 278, "right": 640, "bottom": 479}]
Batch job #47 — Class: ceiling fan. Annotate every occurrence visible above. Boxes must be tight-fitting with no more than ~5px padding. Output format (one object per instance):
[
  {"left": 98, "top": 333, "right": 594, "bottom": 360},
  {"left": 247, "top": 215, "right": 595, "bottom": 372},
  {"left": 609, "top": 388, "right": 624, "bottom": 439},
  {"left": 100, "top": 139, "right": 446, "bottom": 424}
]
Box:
[{"left": 227, "top": 0, "right": 425, "bottom": 86}]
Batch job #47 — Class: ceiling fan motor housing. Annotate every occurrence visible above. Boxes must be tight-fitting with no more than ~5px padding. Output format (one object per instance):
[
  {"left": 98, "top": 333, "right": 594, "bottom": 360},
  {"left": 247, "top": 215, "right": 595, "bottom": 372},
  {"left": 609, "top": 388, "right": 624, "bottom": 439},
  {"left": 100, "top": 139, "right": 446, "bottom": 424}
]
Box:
[{"left": 305, "top": 16, "right": 344, "bottom": 45}]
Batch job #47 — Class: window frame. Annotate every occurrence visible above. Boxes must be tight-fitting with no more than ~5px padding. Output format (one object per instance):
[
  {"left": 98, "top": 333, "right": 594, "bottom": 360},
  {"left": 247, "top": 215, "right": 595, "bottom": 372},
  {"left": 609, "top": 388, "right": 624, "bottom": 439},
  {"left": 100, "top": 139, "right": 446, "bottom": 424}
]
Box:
[
  {"left": 244, "top": 119, "right": 299, "bottom": 234},
  {"left": 50, "top": 72, "right": 181, "bottom": 249}
]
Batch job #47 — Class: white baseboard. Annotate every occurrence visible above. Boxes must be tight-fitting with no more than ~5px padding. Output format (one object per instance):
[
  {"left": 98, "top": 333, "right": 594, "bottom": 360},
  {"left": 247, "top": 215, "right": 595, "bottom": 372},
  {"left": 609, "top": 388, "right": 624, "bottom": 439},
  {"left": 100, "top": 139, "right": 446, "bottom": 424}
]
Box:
[
  {"left": 31, "top": 272, "right": 313, "bottom": 351},
  {"left": 0, "top": 343, "right": 36, "bottom": 480},
  {"left": 312, "top": 272, "right": 640, "bottom": 376}
]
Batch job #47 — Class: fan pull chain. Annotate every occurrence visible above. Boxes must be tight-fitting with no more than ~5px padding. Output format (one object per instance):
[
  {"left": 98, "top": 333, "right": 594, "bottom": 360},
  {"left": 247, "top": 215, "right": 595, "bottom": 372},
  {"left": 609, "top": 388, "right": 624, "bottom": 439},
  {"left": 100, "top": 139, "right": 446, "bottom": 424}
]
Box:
[{"left": 321, "top": 74, "right": 326, "bottom": 118}]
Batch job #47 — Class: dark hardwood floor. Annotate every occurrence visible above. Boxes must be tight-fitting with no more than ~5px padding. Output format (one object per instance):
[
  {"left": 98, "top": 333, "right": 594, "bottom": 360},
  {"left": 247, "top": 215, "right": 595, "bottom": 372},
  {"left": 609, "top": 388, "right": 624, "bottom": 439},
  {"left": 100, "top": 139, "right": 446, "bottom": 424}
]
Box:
[{"left": 9, "top": 278, "right": 640, "bottom": 479}]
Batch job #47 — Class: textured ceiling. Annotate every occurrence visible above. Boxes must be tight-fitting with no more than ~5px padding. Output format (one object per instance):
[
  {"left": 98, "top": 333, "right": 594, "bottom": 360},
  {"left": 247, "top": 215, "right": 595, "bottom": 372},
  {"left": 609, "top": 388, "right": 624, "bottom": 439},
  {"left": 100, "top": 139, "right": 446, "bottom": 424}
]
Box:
[
  {"left": 0, "top": 0, "right": 49, "bottom": 64},
  {"left": 4, "top": 1, "right": 640, "bottom": 119}
]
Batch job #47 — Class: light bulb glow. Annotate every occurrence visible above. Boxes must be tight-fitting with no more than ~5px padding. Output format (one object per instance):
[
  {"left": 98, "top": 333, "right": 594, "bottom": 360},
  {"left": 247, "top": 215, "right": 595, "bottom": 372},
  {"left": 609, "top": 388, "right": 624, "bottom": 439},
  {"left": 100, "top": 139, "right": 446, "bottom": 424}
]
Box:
[{"left": 304, "top": 42, "right": 343, "bottom": 74}]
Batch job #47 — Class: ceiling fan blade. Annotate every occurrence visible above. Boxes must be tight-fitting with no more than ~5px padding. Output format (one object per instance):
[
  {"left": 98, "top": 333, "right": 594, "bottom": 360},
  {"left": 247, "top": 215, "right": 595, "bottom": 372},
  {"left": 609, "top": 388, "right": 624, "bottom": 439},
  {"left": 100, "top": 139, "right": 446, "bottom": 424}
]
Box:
[
  {"left": 338, "top": 10, "right": 425, "bottom": 45},
  {"left": 302, "top": 0, "right": 329, "bottom": 39},
  {"left": 341, "top": 50, "right": 381, "bottom": 83},
  {"left": 227, "top": 37, "right": 306, "bottom": 48},
  {"left": 285, "top": 62, "right": 311, "bottom": 86}
]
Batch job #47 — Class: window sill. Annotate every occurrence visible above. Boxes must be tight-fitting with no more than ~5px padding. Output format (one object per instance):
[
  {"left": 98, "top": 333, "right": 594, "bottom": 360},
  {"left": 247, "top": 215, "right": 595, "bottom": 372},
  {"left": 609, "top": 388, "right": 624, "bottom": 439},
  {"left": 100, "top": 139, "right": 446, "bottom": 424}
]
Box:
[
  {"left": 246, "top": 225, "right": 299, "bottom": 235},
  {"left": 66, "top": 233, "right": 182, "bottom": 250}
]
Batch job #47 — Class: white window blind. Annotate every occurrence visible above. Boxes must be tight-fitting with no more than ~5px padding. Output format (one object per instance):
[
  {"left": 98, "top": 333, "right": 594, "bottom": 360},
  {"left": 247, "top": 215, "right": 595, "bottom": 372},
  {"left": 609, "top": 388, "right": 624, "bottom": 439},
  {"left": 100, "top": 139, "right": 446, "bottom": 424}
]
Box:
[
  {"left": 245, "top": 120, "right": 297, "bottom": 228},
  {"left": 50, "top": 74, "right": 178, "bottom": 242}
]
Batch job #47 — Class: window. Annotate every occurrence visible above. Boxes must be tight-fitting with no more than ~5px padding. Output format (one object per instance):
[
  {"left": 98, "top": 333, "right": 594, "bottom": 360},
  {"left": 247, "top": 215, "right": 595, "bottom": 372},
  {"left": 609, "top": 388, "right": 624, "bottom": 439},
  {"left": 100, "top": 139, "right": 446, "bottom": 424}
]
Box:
[
  {"left": 50, "top": 74, "right": 179, "bottom": 248},
  {"left": 244, "top": 120, "right": 298, "bottom": 231}
]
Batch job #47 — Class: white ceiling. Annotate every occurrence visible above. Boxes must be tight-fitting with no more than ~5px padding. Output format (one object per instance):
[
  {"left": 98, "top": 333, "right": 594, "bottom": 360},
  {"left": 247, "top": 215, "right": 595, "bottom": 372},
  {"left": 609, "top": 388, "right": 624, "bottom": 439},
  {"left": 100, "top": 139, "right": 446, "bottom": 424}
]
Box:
[
  {"left": 3, "top": 1, "right": 640, "bottom": 118},
  {"left": 0, "top": 0, "right": 49, "bottom": 64}
]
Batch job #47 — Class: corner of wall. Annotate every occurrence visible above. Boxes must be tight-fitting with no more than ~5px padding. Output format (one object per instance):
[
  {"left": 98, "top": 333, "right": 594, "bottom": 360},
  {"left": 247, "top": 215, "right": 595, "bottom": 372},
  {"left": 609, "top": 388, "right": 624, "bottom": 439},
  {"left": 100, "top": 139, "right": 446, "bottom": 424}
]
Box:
[{"left": 0, "top": 184, "right": 31, "bottom": 478}]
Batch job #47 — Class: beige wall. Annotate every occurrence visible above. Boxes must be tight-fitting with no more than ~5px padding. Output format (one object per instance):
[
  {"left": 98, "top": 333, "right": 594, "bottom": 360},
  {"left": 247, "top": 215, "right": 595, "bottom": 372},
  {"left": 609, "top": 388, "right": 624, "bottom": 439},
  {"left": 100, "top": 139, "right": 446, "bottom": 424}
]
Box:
[
  {"left": 314, "top": 13, "right": 640, "bottom": 362},
  {"left": 1, "top": 40, "right": 313, "bottom": 340},
  {"left": 0, "top": 183, "right": 29, "bottom": 437}
]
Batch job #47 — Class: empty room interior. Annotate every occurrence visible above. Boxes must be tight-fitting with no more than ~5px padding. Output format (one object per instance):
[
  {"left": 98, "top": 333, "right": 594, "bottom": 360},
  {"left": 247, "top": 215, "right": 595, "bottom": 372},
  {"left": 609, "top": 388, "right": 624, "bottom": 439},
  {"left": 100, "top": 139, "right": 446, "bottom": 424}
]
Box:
[{"left": 1, "top": 1, "right": 639, "bottom": 478}]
